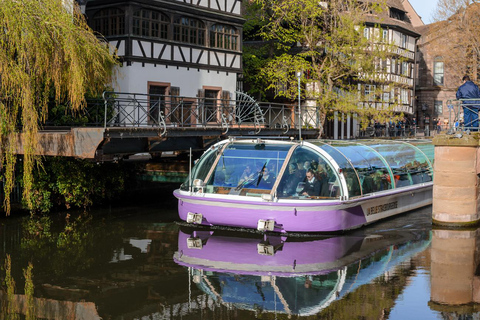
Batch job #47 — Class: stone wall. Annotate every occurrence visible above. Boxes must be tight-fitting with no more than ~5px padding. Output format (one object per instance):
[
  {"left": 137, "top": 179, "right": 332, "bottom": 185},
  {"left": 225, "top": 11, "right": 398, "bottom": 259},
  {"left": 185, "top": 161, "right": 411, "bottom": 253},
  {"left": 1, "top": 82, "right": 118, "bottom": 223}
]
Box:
[{"left": 416, "top": 29, "right": 459, "bottom": 129}]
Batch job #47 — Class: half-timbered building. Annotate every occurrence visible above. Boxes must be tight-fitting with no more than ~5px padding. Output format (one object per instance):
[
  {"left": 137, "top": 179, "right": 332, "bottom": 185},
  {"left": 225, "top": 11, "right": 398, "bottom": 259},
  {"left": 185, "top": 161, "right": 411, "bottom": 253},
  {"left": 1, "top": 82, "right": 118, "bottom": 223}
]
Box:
[
  {"left": 321, "top": 0, "right": 423, "bottom": 139},
  {"left": 83, "top": 0, "right": 244, "bottom": 101}
]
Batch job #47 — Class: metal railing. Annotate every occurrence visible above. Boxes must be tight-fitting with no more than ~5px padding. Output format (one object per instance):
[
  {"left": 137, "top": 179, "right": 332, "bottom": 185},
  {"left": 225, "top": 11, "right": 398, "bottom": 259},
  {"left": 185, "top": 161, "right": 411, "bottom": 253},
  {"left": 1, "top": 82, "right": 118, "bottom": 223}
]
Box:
[
  {"left": 446, "top": 99, "right": 480, "bottom": 132},
  {"left": 359, "top": 125, "right": 419, "bottom": 138},
  {"left": 42, "top": 91, "right": 325, "bottom": 136},
  {"left": 100, "top": 91, "right": 321, "bottom": 136}
]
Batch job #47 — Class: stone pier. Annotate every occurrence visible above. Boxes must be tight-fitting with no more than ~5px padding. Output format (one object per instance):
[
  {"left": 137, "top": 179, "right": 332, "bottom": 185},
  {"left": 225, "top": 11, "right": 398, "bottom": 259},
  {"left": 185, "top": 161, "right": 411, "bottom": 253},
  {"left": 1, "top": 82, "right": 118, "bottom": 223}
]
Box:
[{"left": 432, "top": 134, "right": 480, "bottom": 226}]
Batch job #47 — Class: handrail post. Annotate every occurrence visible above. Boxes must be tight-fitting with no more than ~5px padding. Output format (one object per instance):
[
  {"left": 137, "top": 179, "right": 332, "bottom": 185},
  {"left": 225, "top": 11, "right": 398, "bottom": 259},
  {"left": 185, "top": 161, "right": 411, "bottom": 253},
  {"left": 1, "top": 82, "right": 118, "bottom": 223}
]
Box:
[
  {"left": 102, "top": 91, "right": 108, "bottom": 128},
  {"left": 296, "top": 71, "right": 302, "bottom": 140}
]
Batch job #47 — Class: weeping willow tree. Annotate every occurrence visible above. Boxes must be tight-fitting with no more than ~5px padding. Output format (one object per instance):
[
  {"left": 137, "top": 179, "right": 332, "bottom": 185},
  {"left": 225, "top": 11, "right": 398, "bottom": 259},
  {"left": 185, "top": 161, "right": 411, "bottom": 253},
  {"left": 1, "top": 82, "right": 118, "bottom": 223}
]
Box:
[
  {"left": 0, "top": 0, "right": 117, "bottom": 214},
  {"left": 251, "top": 0, "right": 405, "bottom": 134}
]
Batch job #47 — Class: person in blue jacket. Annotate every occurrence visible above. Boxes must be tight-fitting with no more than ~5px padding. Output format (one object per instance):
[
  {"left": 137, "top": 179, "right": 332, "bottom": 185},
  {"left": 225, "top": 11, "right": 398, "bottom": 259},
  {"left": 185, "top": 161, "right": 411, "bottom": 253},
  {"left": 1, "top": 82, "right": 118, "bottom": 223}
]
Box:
[{"left": 456, "top": 75, "right": 480, "bottom": 130}]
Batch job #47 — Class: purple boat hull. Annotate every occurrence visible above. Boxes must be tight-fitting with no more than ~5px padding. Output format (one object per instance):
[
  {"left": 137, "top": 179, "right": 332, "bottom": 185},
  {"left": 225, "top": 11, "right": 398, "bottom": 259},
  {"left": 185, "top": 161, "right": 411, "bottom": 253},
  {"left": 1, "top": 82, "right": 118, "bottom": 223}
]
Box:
[{"left": 174, "top": 184, "right": 432, "bottom": 232}]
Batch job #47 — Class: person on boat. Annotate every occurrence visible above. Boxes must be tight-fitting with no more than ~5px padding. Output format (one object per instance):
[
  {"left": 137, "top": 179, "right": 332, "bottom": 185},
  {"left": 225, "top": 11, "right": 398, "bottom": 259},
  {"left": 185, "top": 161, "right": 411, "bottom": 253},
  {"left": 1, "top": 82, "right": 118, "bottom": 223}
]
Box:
[
  {"left": 279, "top": 163, "right": 304, "bottom": 196},
  {"left": 456, "top": 75, "right": 480, "bottom": 130},
  {"left": 268, "top": 162, "right": 278, "bottom": 177},
  {"left": 301, "top": 169, "right": 321, "bottom": 197},
  {"left": 312, "top": 162, "right": 330, "bottom": 196},
  {"left": 258, "top": 167, "right": 275, "bottom": 189},
  {"left": 238, "top": 164, "right": 254, "bottom": 184},
  {"left": 295, "top": 159, "right": 306, "bottom": 176},
  {"left": 303, "top": 160, "right": 311, "bottom": 171}
]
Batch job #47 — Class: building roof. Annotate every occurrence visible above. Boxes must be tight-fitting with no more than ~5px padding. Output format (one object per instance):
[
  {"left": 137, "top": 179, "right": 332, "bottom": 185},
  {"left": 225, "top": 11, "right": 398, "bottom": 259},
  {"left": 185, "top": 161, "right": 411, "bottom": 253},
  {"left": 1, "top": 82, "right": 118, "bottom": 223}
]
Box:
[
  {"left": 387, "top": 0, "right": 407, "bottom": 11},
  {"left": 363, "top": 0, "right": 422, "bottom": 36}
]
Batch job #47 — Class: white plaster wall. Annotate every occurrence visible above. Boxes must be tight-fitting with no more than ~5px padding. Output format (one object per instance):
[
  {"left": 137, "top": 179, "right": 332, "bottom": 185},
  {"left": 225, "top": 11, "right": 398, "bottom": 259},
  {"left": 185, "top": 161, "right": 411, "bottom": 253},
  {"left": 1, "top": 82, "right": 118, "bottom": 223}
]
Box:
[
  {"left": 172, "top": 0, "right": 241, "bottom": 15},
  {"left": 113, "top": 63, "right": 237, "bottom": 97},
  {"left": 116, "top": 41, "right": 125, "bottom": 56}
]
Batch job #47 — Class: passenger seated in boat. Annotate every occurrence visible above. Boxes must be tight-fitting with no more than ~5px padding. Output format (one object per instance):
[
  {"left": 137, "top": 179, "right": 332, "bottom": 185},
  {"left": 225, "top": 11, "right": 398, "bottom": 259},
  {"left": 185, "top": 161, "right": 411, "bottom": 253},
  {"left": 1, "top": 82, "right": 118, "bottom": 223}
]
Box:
[
  {"left": 371, "top": 170, "right": 390, "bottom": 191},
  {"left": 238, "top": 165, "right": 255, "bottom": 184},
  {"left": 304, "top": 160, "right": 311, "bottom": 171},
  {"left": 296, "top": 160, "right": 306, "bottom": 177},
  {"left": 268, "top": 162, "right": 278, "bottom": 177},
  {"left": 278, "top": 163, "right": 304, "bottom": 196},
  {"left": 258, "top": 167, "right": 275, "bottom": 189},
  {"left": 313, "top": 162, "right": 326, "bottom": 180},
  {"left": 311, "top": 162, "right": 330, "bottom": 196},
  {"left": 300, "top": 169, "right": 321, "bottom": 197}
]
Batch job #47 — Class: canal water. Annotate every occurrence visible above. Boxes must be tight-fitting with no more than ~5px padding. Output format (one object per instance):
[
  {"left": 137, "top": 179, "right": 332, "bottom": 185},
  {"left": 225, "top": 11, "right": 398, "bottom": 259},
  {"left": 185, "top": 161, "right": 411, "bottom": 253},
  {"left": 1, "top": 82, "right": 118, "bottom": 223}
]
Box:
[{"left": 0, "top": 186, "right": 476, "bottom": 319}]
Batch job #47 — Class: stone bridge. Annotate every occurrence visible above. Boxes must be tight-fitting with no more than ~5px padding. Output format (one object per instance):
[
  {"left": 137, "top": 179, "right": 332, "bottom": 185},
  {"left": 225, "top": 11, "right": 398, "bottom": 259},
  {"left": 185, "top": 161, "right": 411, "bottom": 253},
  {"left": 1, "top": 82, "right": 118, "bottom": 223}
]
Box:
[{"left": 16, "top": 92, "right": 321, "bottom": 161}]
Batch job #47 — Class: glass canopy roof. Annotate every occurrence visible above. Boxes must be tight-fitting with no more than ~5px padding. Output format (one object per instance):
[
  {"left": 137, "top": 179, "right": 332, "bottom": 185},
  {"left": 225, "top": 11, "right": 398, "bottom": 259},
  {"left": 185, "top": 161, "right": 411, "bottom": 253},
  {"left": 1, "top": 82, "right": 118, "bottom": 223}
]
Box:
[
  {"left": 181, "top": 139, "right": 433, "bottom": 199},
  {"left": 310, "top": 140, "right": 433, "bottom": 198}
]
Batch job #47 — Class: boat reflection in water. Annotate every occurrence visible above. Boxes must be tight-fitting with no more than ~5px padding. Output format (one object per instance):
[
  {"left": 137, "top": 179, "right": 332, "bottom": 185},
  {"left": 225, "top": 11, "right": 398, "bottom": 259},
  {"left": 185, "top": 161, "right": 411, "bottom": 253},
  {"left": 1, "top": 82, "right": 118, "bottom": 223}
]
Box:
[{"left": 174, "top": 227, "right": 431, "bottom": 316}]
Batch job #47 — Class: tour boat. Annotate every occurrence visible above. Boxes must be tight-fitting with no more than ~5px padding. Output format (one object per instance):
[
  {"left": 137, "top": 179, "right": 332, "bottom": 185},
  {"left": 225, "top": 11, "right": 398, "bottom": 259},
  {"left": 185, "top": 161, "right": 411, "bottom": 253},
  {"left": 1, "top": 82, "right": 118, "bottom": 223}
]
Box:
[
  {"left": 173, "top": 228, "right": 431, "bottom": 316},
  {"left": 173, "top": 138, "right": 433, "bottom": 233}
]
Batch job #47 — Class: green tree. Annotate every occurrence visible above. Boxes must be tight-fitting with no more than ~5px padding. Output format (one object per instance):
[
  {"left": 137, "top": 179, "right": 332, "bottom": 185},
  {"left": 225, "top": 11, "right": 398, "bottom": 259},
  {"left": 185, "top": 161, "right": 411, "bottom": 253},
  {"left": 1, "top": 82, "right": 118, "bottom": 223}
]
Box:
[
  {"left": 250, "top": 0, "right": 403, "bottom": 133},
  {"left": 27, "top": 158, "right": 136, "bottom": 213},
  {"left": 242, "top": 1, "right": 272, "bottom": 100},
  {"left": 0, "top": 0, "right": 117, "bottom": 214}
]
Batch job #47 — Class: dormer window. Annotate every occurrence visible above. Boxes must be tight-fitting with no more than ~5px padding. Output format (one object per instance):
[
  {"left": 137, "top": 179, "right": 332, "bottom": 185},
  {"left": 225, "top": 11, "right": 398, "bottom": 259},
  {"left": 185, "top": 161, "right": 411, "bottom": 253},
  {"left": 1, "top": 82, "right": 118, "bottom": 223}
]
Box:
[{"left": 390, "top": 8, "right": 405, "bottom": 21}]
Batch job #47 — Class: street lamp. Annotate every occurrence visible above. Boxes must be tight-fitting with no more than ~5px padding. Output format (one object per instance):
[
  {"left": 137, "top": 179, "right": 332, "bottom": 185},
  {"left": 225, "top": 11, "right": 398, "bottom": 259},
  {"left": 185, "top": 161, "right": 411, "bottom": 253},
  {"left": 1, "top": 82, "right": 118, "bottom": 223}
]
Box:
[{"left": 296, "top": 71, "right": 302, "bottom": 140}]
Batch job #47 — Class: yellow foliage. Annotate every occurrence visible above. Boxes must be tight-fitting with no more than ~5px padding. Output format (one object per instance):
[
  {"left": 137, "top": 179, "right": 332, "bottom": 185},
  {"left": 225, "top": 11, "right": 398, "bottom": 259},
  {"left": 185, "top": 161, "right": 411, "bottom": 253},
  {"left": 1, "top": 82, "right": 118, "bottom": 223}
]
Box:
[{"left": 0, "top": 0, "right": 118, "bottom": 214}]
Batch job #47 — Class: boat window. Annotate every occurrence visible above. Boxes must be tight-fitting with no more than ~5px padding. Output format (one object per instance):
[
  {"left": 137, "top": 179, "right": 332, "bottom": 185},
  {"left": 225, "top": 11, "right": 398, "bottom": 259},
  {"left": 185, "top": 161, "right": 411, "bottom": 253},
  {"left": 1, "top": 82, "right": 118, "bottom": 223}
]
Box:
[
  {"left": 322, "top": 142, "right": 394, "bottom": 194},
  {"left": 366, "top": 142, "right": 433, "bottom": 187},
  {"left": 316, "top": 143, "right": 362, "bottom": 197},
  {"left": 407, "top": 141, "right": 434, "bottom": 164},
  {"left": 277, "top": 146, "right": 340, "bottom": 199},
  {"left": 313, "top": 140, "right": 433, "bottom": 193},
  {"left": 203, "top": 143, "right": 291, "bottom": 196},
  {"left": 180, "top": 147, "right": 218, "bottom": 191}
]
